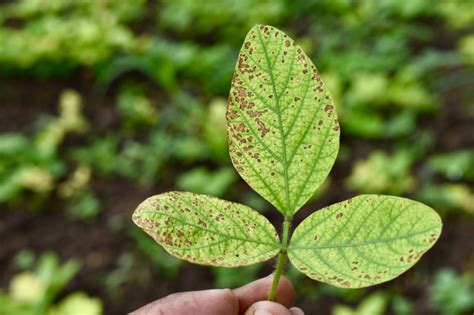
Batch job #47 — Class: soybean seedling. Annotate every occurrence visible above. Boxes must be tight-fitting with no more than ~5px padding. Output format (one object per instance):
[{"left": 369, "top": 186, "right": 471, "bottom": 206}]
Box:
[{"left": 133, "top": 25, "right": 442, "bottom": 300}]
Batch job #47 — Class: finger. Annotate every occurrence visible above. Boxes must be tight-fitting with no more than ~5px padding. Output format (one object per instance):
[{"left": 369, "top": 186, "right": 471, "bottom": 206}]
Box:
[
  {"left": 244, "top": 301, "right": 294, "bottom": 315},
  {"left": 233, "top": 275, "right": 295, "bottom": 312},
  {"left": 129, "top": 288, "right": 239, "bottom": 315},
  {"left": 289, "top": 307, "right": 305, "bottom": 315}
]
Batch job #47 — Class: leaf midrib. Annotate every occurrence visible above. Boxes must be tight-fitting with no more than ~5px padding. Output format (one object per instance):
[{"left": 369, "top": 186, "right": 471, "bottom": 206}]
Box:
[
  {"left": 256, "top": 26, "right": 292, "bottom": 215},
  {"left": 142, "top": 208, "right": 278, "bottom": 247},
  {"left": 290, "top": 225, "right": 440, "bottom": 250}
]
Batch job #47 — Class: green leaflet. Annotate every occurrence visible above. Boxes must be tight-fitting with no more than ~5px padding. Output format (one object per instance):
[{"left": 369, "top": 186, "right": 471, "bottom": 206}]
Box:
[
  {"left": 227, "top": 25, "right": 339, "bottom": 215},
  {"left": 288, "top": 195, "right": 442, "bottom": 288},
  {"left": 132, "top": 191, "right": 279, "bottom": 267}
]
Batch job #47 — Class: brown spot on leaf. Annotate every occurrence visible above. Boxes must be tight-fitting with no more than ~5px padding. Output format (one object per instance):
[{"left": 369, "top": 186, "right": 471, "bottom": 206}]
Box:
[
  {"left": 197, "top": 219, "right": 208, "bottom": 228},
  {"left": 324, "top": 105, "right": 334, "bottom": 113},
  {"left": 255, "top": 118, "right": 269, "bottom": 137}
]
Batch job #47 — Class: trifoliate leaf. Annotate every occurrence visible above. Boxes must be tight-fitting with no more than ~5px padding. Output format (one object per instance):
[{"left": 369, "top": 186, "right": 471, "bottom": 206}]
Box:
[
  {"left": 227, "top": 25, "right": 339, "bottom": 215},
  {"left": 133, "top": 191, "right": 279, "bottom": 267},
  {"left": 288, "top": 195, "right": 442, "bottom": 288}
]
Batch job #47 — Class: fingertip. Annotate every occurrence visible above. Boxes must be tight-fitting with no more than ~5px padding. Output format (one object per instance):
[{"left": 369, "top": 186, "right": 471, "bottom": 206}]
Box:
[
  {"left": 245, "top": 301, "right": 292, "bottom": 315},
  {"left": 289, "top": 307, "right": 305, "bottom": 315}
]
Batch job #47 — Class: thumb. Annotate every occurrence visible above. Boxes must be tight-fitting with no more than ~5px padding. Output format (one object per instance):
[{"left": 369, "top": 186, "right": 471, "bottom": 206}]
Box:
[{"left": 245, "top": 301, "right": 304, "bottom": 315}]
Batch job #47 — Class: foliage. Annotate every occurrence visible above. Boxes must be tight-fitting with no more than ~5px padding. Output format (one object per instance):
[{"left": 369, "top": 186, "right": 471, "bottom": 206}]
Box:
[
  {"left": 0, "top": 90, "right": 87, "bottom": 206},
  {"left": 346, "top": 150, "right": 415, "bottom": 195},
  {"left": 429, "top": 268, "right": 474, "bottom": 315},
  {"left": 133, "top": 26, "right": 442, "bottom": 298},
  {"left": 332, "top": 292, "right": 388, "bottom": 315},
  {"left": 0, "top": 252, "right": 102, "bottom": 315},
  {"left": 0, "top": 0, "right": 144, "bottom": 74},
  {"left": 176, "top": 167, "right": 237, "bottom": 197},
  {"left": 212, "top": 265, "right": 261, "bottom": 289},
  {"left": 288, "top": 195, "right": 440, "bottom": 288},
  {"left": 427, "top": 150, "right": 474, "bottom": 181},
  {"left": 116, "top": 83, "right": 159, "bottom": 131},
  {"left": 418, "top": 184, "right": 474, "bottom": 215}
]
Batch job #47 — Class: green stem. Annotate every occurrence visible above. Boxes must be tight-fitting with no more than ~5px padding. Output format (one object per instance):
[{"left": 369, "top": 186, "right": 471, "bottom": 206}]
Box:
[{"left": 268, "top": 216, "right": 291, "bottom": 301}]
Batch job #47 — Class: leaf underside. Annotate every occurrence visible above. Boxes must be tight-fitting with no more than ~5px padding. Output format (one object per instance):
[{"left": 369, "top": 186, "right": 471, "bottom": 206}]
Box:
[
  {"left": 227, "top": 24, "right": 340, "bottom": 216},
  {"left": 132, "top": 191, "right": 280, "bottom": 267},
  {"left": 288, "top": 195, "right": 442, "bottom": 288}
]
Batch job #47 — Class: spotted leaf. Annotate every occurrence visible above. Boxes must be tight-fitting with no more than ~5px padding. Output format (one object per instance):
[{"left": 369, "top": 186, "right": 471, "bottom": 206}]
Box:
[
  {"left": 132, "top": 191, "right": 280, "bottom": 267},
  {"left": 227, "top": 25, "right": 339, "bottom": 216},
  {"left": 288, "top": 195, "right": 442, "bottom": 288}
]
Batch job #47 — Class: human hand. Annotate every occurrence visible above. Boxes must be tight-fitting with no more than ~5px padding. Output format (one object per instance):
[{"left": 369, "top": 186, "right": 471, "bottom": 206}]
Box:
[{"left": 130, "top": 275, "right": 304, "bottom": 315}]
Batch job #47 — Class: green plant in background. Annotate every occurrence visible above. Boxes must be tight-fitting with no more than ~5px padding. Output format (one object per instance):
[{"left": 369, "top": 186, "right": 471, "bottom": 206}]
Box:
[
  {"left": 176, "top": 167, "right": 237, "bottom": 198},
  {"left": 58, "top": 165, "right": 101, "bottom": 221},
  {"left": 417, "top": 149, "right": 474, "bottom": 216},
  {"left": 212, "top": 264, "right": 261, "bottom": 289},
  {"left": 429, "top": 268, "right": 474, "bottom": 315},
  {"left": 69, "top": 88, "right": 232, "bottom": 189},
  {"left": 418, "top": 184, "right": 474, "bottom": 216},
  {"left": 133, "top": 25, "right": 442, "bottom": 300},
  {"left": 346, "top": 150, "right": 415, "bottom": 195},
  {"left": 0, "top": 251, "right": 102, "bottom": 315},
  {"left": 203, "top": 98, "right": 230, "bottom": 162},
  {"left": 0, "top": 90, "right": 88, "bottom": 206},
  {"left": 0, "top": 0, "right": 144, "bottom": 75},
  {"left": 427, "top": 150, "right": 474, "bottom": 181},
  {"left": 332, "top": 292, "right": 388, "bottom": 315},
  {"left": 327, "top": 289, "right": 417, "bottom": 315},
  {"left": 116, "top": 83, "right": 159, "bottom": 132}
]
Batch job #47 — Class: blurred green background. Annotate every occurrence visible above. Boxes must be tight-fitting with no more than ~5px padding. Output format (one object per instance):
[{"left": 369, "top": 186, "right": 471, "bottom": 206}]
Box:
[{"left": 0, "top": 0, "right": 473, "bottom": 314}]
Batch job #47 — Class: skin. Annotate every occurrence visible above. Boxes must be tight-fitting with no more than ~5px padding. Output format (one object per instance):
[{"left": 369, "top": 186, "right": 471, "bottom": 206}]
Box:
[{"left": 130, "top": 275, "right": 304, "bottom": 315}]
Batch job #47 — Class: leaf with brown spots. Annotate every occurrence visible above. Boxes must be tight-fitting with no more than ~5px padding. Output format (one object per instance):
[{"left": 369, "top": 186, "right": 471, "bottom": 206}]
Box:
[
  {"left": 227, "top": 25, "right": 339, "bottom": 216},
  {"left": 288, "top": 195, "right": 442, "bottom": 288},
  {"left": 132, "top": 191, "right": 280, "bottom": 267},
  {"left": 132, "top": 25, "right": 442, "bottom": 295}
]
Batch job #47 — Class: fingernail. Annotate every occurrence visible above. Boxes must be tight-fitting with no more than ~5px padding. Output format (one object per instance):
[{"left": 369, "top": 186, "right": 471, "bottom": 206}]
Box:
[{"left": 254, "top": 310, "right": 272, "bottom": 315}]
